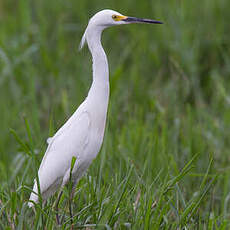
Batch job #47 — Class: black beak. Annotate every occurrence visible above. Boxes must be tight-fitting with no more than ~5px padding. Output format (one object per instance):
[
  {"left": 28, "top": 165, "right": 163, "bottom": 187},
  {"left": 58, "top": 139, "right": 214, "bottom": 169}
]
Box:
[{"left": 122, "top": 17, "right": 163, "bottom": 24}]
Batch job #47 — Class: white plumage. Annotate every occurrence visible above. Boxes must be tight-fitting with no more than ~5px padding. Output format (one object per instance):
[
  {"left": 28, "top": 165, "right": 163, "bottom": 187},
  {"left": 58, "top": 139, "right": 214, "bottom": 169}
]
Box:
[{"left": 28, "top": 9, "right": 162, "bottom": 207}]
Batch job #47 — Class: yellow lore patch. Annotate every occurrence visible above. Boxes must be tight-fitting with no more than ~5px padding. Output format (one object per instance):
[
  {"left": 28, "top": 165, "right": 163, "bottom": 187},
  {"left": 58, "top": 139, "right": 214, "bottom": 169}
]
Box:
[{"left": 112, "top": 15, "right": 127, "bottom": 21}]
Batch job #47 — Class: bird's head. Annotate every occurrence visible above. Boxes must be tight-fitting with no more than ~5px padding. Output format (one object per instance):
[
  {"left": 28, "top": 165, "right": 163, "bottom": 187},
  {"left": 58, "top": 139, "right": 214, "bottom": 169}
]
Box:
[
  {"left": 79, "top": 9, "right": 163, "bottom": 50},
  {"left": 89, "top": 9, "right": 163, "bottom": 27},
  {"left": 87, "top": 9, "right": 127, "bottom": 27}
]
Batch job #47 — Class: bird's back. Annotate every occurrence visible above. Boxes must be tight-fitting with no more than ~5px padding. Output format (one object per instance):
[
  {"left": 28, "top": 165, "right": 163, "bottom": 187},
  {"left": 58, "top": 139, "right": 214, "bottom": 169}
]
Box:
[
  {"left": 29, "top": 101, "right": 93, "bottom": 204},
  {"left": 29, "top": 89, "right": 109, "bottom": 205}
]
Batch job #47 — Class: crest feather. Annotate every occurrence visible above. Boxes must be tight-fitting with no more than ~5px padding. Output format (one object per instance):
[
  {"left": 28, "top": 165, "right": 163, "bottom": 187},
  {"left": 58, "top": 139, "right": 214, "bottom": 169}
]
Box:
[{"left": 79, "top": 29, "right": 87, "bottom": 50}]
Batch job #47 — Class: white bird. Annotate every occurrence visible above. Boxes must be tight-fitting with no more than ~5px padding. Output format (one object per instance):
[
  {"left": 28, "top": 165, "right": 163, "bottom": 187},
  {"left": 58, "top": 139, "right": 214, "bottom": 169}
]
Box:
[{"left": 29, "top": 9, "right": 162, "bottom": 207}]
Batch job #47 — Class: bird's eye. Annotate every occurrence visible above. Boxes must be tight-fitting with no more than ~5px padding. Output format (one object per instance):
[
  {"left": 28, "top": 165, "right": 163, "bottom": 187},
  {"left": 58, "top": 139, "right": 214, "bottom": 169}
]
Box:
[{"left": 112, "top": 15, "right": 118, "bottom": 20}]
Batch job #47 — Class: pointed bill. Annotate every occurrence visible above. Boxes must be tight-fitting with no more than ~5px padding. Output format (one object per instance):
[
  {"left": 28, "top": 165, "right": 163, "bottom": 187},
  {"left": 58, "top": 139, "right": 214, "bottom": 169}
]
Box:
[{"left": 122, "top": 16, "right": 163, "bottom": 24}]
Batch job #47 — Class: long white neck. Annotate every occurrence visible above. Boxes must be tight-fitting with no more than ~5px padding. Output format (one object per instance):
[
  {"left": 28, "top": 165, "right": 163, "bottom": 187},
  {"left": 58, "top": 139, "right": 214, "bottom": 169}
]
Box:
[{"left": 86, "top": 26, "right": 109, "bottom": 102}]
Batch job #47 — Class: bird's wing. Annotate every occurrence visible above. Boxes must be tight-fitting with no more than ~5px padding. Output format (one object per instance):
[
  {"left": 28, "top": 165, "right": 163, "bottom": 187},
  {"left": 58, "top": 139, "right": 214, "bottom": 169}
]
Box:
[
  {"left": 45, "top": 102, "right": 86, "bottom": 146},
  {"left": 37, "top": 110, "right": 91, "bottom": 192}
]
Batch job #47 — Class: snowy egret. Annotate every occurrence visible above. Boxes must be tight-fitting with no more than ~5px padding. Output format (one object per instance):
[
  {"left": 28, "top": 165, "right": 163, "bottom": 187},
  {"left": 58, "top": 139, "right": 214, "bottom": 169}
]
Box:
[{"left": 29, "top": 9, "right": 162, "bottom": 209}]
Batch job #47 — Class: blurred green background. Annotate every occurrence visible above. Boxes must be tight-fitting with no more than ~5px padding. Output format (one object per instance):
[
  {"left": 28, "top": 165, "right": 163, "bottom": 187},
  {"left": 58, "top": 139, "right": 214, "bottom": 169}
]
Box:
[{"left": 1, "top": 0, "right": 230, "bottom": 228}]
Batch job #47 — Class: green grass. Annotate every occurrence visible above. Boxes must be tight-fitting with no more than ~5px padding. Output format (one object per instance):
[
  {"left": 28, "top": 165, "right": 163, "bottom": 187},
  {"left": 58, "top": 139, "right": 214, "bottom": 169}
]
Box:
[{"left": 1, "top": 0, "right": 230, "bottom": 229}]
